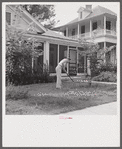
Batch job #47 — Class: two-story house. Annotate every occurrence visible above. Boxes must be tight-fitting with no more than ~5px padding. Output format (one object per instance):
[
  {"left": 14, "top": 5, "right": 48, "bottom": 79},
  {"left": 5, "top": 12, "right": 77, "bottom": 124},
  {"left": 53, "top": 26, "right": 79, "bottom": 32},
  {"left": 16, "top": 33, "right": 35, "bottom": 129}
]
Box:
[
  {"left": 5, "top": 4, "right": 117, "bottom": 76},
  {"left": 53, "top": 5, "right": 117, "bottom": 74}
]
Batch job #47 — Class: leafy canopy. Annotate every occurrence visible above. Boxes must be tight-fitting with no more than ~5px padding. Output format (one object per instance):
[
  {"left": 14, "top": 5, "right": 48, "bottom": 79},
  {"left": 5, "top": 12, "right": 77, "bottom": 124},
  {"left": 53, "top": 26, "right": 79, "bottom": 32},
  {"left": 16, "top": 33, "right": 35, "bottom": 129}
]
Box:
[{"left": 23, "top": 5, "right": 58, "bottom": 29}]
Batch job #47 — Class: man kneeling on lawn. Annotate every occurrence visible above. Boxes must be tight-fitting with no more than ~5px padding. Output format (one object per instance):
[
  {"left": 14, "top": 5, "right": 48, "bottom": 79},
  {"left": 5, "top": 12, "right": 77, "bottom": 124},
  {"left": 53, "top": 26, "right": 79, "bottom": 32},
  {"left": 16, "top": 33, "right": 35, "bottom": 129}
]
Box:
[{"left": 55, "top": 57, "right": 71, "bottom": 89}]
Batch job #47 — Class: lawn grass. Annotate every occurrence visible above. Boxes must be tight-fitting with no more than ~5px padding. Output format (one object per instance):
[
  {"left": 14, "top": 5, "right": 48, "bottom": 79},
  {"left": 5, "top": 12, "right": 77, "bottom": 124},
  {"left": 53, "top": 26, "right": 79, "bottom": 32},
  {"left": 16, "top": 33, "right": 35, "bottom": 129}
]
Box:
[{"left": 6, "top": 81, "right": 117, "bottom": 115}]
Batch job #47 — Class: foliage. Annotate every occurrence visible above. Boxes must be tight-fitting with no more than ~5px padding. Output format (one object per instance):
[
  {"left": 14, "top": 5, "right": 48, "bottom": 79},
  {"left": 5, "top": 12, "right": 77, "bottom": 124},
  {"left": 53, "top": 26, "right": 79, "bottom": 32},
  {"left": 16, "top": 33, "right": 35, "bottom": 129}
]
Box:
[
  {"left": 23, "top": 5, "right": 58, "bottom": 29},
  {"left": 99, "top": 62, "right": 117, "bottom": 73},
  {"left": 78, "top": 35, "right": 116, "bottom": 78},
  {"left": 6, "top": 25, "right": 56, "bottom": 86},
  {"left": 6, "top": 85, "right": 29, "bottom": 100},
  {"left": 92, "top": 71, "right": 117, "bottom": 82},
  {"left": 6, "top": 34, "right": 33, "bottom": 85}
]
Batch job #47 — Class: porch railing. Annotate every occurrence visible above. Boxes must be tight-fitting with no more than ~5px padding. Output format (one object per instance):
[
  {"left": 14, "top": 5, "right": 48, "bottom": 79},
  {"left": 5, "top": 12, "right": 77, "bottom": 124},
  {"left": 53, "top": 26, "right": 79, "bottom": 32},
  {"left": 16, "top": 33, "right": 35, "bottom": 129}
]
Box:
[
  {"left": 79, "top": 32, "right": 90, "bottom": 38},
  {"left": 68, "top": 29, "right": 116, "bottom": 40},
  {"left": 105, "top": 29, "right": 116, "bottom": 36}
]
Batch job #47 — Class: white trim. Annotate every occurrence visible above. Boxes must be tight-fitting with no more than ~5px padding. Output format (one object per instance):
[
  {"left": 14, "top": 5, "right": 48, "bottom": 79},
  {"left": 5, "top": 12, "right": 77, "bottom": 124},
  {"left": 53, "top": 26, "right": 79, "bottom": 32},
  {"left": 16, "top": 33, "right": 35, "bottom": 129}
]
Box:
[
  {"left": 78, "top": 23, "right": 80, "bottom": 38},
  {"left": 66, "top": 27, "right": 68, "bottom": 37},
  {"left": 104, "top": 15, "right": 106, "bottom": 35},
  {"left": 90, "top": 19, "right": 92, "bottom": 37},
  {"left": 24, "top": 33, "right": 82, "bottom": 47},
  {"left": 104, "top": 41, "right": 106, "bottom": 63},
  {"left": 22, "top": 8, "right": 46, "bottom": 32},
  {"left": 57, "top": 44, "right": 59, "bottom": 64}
]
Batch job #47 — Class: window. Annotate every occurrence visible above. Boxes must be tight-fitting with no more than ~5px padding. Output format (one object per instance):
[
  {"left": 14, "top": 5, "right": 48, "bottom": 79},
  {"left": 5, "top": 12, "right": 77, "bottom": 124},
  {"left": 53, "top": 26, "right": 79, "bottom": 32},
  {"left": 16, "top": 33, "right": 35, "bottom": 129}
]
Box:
[
  {"left": 80, "top": 12, "right": 82, "bottom": 19},
  {"left": 6, "top": 12, "right": 11, "bottom": 25},
  {"left": 81, "top": 25, "right": 85, "bottom": 34},
  {"left": 72, "top": 29, "right": 75, "bottom": 36},
  {"left": 92, "top": 22, "right": 97, "bottom": 30},
  {"left": 64, "top": 30, "right": 66, "bottom": 36},
  {"left": 106, "top": 21, "right": 111, "bottom": 30}
]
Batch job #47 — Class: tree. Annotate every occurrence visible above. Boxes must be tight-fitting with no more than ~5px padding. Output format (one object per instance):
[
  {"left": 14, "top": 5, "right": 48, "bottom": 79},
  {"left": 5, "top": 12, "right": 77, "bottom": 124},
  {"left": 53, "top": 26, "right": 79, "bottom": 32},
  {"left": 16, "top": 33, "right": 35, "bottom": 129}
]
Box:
[
  {"left": 78, "top": 30, "right": 116, "bottom": 78},
  {"left": 23, "top": 5, "right": 58, "bottom": 29}
]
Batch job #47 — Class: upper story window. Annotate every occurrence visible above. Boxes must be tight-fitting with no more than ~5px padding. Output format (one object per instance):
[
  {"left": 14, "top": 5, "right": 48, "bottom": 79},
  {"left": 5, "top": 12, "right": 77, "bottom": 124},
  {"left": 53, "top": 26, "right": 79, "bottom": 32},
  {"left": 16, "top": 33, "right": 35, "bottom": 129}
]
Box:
[
  {"left": 106, "top": 21, "right": 111, "bottom": 30},
  {"left": 64, "top": 30, "right": 66, "bottom": 36},
  {"left": 6, "top": 12, "right": 11, "bottom": 25},
  {"left": 92, "top": 22, "right": 97, "bottom": 30},
  {"left": 80, "top": 12, "right": 82, "bottom": 19},
  {"left": 81, "top": 25, "right": 85, "bottom": 34},
  {"left": 72, "top": 29, "right": 75, "bottom": 36}
]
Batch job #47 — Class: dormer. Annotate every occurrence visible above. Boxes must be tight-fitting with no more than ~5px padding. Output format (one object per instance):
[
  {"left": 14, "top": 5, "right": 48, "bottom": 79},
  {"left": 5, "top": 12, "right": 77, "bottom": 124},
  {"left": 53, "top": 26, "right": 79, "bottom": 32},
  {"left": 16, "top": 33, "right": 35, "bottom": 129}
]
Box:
[{"left": 77, "top": 5, "right": 92, "bottom": 20}]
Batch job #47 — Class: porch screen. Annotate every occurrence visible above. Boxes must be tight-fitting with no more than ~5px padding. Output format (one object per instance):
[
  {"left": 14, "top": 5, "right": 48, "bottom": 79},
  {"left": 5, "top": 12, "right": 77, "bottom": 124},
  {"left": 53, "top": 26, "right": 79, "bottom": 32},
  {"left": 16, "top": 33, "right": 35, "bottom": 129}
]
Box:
[
  {"left": 59, "top": 45, "right": 67, "bottom": 73},
  {"left": 49, "top": 44, "right": 58, "bottom": 73}
]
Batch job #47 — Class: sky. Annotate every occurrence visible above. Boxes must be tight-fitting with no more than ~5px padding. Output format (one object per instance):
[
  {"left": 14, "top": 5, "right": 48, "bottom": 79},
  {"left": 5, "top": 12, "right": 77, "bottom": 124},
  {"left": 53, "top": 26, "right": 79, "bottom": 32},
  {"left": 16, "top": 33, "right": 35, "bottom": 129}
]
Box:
[{"left": 53, "top": 2, "right": 119, "bottom": 27}]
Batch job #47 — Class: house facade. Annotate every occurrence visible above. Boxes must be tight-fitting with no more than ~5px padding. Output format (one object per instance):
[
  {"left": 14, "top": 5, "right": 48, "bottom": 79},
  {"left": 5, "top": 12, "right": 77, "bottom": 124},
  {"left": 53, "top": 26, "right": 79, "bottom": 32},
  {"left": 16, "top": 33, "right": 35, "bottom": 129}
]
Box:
[
  {"left": 6, "top": 5, "right": 117, "bottom": 76},
  {"left": 54, "top": 5, "right": 117, "bottom": 74}
]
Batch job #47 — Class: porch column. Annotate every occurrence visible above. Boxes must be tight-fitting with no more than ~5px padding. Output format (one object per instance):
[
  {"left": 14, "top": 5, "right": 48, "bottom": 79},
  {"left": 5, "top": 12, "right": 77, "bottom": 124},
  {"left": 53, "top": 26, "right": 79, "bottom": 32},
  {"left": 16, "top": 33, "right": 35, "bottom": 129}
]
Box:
[
  {"left": 66, "top": 27, "right": 68, "bottom": 37},
  {"left": 84, "top": 54, "right": 87, "bottom": 74},
  {"left": 57, "top": 44, "right": 59, "bottom": 64},
  {"left": 32, "top": 39, "right": 34, "bottom": 73},
  {"left": 87, "top": 56, "right": 91, "bottom": 76},
  {"left": 90, "top": 19, "right": 92, "bottom": 38},
  {"left": 78, "top": 23, "right": 80, "bottom": 39},
  {"left": 67, "top": 46, "right": 70, "bottom": 74},
  {"left": 104, "top": 41, "right": 106, "bottom": 63},
  {"left": 116, "top": 20, "right": 117, "bottom": 34},
  {"left": 116, "top": 44, "right": 117, "bottom": 64},
  {"left": 104, "top": 15, "right": 106, "bottom": 35},
  {"left": 44, "top": 41, "right": 49, "bottom": 66},
  {"left": 76, "top": 47, "right": 79, "bottom": 74}
]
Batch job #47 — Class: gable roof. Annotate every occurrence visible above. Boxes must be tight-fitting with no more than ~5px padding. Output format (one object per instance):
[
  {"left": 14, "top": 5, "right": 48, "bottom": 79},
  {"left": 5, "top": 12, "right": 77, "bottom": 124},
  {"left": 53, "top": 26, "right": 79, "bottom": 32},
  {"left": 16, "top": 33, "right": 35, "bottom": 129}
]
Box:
[
  {"left": 66, "top": 5, "right": 116, "bottom": 25},
  {"left": 77, "top": 6, "right": 92, "bottom": 13},
  {"left": 8, "top": 5, "right": 47, "bottom": 33},
  {"left": 53, "top": 5, "right": 117, "bottom": 30},
  {"left": 85, "top": 5, "right": 116, "bottom": 18}
]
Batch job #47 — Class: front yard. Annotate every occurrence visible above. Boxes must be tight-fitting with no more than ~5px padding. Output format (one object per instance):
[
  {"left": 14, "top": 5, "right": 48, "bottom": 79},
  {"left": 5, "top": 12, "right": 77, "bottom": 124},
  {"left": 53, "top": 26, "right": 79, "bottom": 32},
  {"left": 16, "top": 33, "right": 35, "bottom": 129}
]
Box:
[{"left": 6, "top": 81, "right": 117, "bottom": 115}]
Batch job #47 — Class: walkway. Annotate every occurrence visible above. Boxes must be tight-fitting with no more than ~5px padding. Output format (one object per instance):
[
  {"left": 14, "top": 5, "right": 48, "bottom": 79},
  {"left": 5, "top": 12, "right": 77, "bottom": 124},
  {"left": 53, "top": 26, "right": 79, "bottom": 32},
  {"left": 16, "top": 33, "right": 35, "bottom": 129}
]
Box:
[{"left": 60, "top": 102, "right": 117, "bottom": 115}]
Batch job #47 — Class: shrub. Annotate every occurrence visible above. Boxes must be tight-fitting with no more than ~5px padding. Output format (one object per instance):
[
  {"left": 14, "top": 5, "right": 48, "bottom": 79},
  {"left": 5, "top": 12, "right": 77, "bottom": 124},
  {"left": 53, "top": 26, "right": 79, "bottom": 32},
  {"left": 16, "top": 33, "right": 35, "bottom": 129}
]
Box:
[
  {"left": 92, "top": 71, "right": 117, "bottom": 82},
  {"left": 99, "top": 62, "right": 117, "bottom": 73},
  {"left": 6, "top": 85, "right": 29, "bottom": 100},
  {"left": 90, "top": 54, "right": 101, "bottom": 77},
  {"left": 48, "top": 75, "right": 57, "bottom": 83}
]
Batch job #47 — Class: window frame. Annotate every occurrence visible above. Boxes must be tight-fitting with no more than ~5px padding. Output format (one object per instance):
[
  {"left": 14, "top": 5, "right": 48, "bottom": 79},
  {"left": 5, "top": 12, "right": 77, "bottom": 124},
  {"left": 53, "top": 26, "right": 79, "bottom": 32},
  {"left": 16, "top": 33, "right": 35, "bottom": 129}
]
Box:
[
  {"left": 92, "top": 21, "right": 97, "bottom": 30},
  {"left": 72, "top": 28, "right": 75, "bottom": 36},
  {"left": 6, "top": 12, "right": 11, "bottom": 25},
  {"left": 81, "top": 25, "right": 85, "bottom": 34}
]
